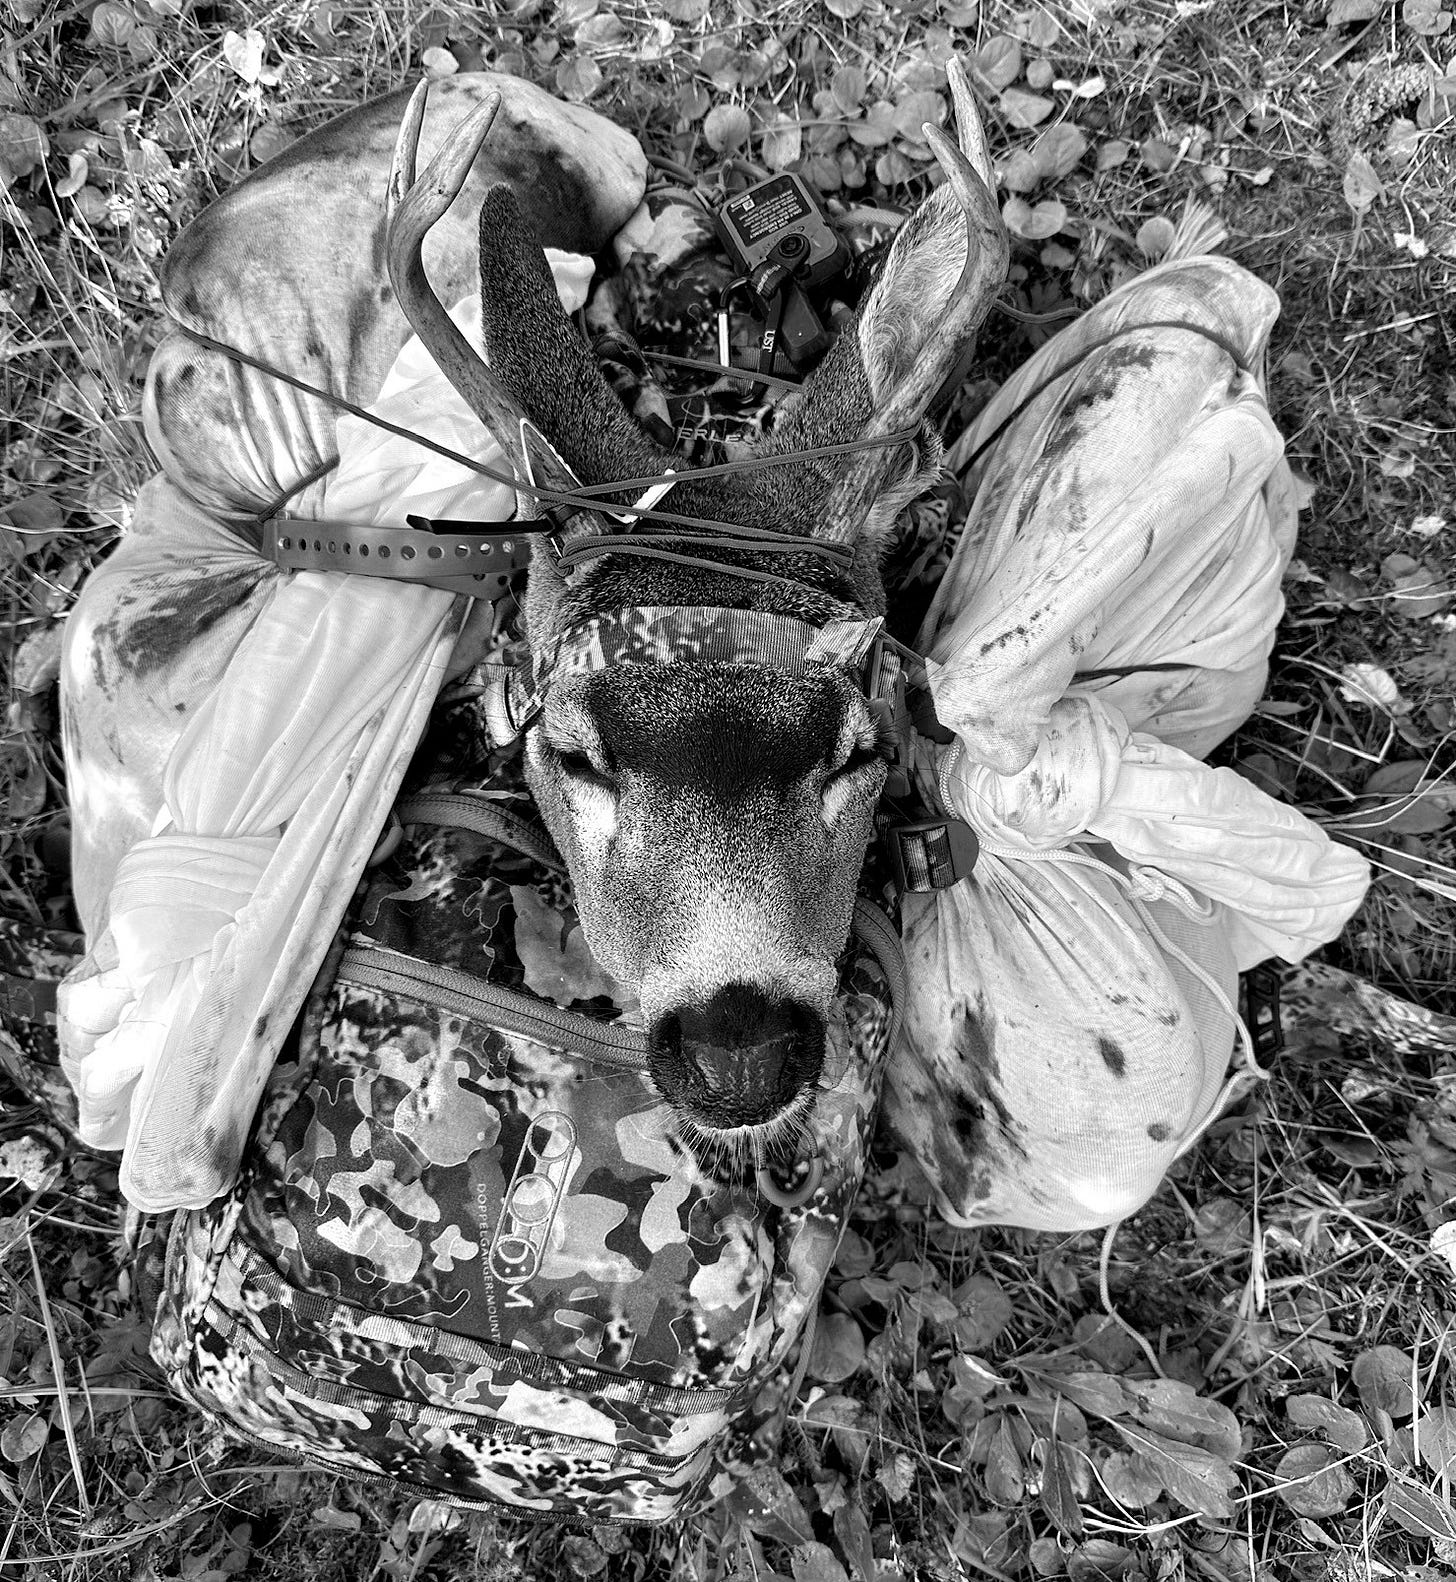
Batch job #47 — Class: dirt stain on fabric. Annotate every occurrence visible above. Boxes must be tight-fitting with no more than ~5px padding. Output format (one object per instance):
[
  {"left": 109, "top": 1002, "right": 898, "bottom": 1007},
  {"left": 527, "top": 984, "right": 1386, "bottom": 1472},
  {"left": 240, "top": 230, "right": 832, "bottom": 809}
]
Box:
[
  {"left": 97, "top": 565, "right": 265, "bottom": 679},
  {"left": 1097, "top": 1035, "right": 1127, "bottom": 1077}
]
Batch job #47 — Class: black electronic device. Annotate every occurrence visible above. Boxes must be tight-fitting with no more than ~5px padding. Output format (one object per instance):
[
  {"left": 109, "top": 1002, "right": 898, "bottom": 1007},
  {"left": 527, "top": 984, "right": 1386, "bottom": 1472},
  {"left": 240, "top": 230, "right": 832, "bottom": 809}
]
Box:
[
  {"left": 712, "top": 173, "right": 848, "bottom": 290},
  {"left": 712, "top": 172, "right": 851, "bottom": 381}
]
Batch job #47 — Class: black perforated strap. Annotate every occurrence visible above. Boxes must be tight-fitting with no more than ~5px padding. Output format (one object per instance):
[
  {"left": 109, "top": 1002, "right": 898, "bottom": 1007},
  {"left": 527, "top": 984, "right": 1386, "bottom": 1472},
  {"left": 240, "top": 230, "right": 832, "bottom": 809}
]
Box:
[{"left": 261, "top": 515, "right": 547, "bottom": 598}]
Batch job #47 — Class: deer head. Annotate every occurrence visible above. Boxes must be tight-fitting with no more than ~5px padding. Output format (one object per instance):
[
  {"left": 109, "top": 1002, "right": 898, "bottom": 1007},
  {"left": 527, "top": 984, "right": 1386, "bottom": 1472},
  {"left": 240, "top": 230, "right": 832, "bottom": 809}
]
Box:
[{"left": 386, "top": 68, "right": 1007, "bottom": 1160}]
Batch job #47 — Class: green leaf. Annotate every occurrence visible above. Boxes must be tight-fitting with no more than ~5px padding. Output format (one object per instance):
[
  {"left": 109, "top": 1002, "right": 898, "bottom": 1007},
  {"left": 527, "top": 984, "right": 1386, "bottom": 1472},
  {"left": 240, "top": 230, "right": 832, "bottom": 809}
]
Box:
[
  {"left": 89, "top": 0, "right": 136, "bottom": 46},
  {"left": 1364, "top": 760, "right": 1433, "bottom": 796},
  {"left": 1385, "top": 1476, "right": 1456, "bottom": 1540},
  {"left": 0, "top": 1412, "right": 48, "bottom": 1462},
  {"left": 730, "top": 1465, "right": 815, "bottom": 1545},
  {"left": 1018, "top": 1393, "right": 1090, "bottom": 1444},
  {"left": 831, "top": 65, "right": 866, "bottom": 112},
  {"left": 792, "top": 1543, "right": 850, "bottom": 1582},
  {"left": 833, "top": 1229, "right": 874, "bottom": 1277},
  {"left": 974, "top": 35, "right": 1022, "bottom": 92},
  {"left": 1098, "top": 1450, "right": 1163, "bottom": 1509},
  {"left": 761, "top": 115, "right": 803, "bottom": 171},
  {"left": 951, "top": 1275, "right": 1013, "bottom": 1347},
  {"left": 703, "top": 103, "right": 752, "bottom": 153},
  {"left": 1066, "top": 1540, "right": 1134, "bottom": 1579},
  {"left": 833, "top": 1499, "right": 876, "bottom": 1582},
  {"left": 848, "top": 102, "right": 898, "bottom": 149},
  {"left": 874, "top": 150, "right": 917, "bottom": 186},
  {"left": 677, "top": 80, "right": 711, "bottom": 121},
  {"left": 554, "top": 55, "right": 603, "bottom": 103},
  {"left": 1285, "top": 1395, "right": 1369, "bottom": 1453},
  {"left": 1002, "top": 196, "right": 1067, "bottom": 239},
  {"left": 1113, "top": 1423, "right": 1238, "bottom": 1518},
  {"left": 1038, "top": 1435, "right": 1084, "bottom": 1538},
  {"left": 1274, "top": 1445, "right": 1355, "bottom": 1517},
  {"left": 984, "top": 1416, "right": 1024, "bottom": 1506},
  {"left": 0, "top": 113, "right": 48, "bottom": 191},
  {"left": 1352, "top": 1345, "right": 1417, "bottom": 1420},
  {"left": 1031, "top": 125, "right": 1087, "bottom": 180},
  {"left": 1096, "top": 139, "right": 1130, "bottom": 171},
  {"left": 1404, "top": 0, "right": 1454, "bottom": 35},
  {"left": 1135, "top": 217, "right": 1176, "bottom": 259},
  {"left": 1122, "top": 1379, "right": 1241, "bottom": 1459},
  {"left": 1329, "top": 0, "right": 1382, "bottom": 19},
  {"left": 1045, "top": 1370, "right": 1130, "bottom": 1420},
  {"left": 1416, "top": 1405, "right": 1456, "bottom": 1477},
  {"left": 1000, "top": 88, "right": 1054, "bottom": 129},
  {"left": 806, "top": 1313, "right": 865, "bottom": 1385},
  {"left": 999, "top": 148, "right": 1042, "bottom": 192}
]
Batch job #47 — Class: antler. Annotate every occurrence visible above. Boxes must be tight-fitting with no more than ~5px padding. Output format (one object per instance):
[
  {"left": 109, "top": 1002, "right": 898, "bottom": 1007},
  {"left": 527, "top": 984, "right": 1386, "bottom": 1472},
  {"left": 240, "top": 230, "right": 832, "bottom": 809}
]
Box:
[
  {"left": 385, "top": 82, "right": 538, "bottom": 515},
  {"left": 892, "top": 58, "right": 1006, "bottom": 424},
  {"left": 763, "top": 57, "right": 1010, "bottom": 545}
]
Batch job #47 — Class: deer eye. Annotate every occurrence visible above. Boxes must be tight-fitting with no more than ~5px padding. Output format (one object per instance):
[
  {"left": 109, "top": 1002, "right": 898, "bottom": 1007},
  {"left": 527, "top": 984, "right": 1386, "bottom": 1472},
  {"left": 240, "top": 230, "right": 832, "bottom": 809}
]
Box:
[
  {"left": 826, "top": 746, "right": 883, "bottom": 783},
  {"left": 554, "top": 744, "right": 617, "bottom": 793}
]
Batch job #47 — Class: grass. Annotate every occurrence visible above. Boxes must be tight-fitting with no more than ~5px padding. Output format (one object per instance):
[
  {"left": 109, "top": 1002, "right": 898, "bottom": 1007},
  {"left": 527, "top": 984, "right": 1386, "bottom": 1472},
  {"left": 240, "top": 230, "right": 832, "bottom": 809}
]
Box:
[{"left": 2, "top": 0, "right": 1455, "bottom": 1577}]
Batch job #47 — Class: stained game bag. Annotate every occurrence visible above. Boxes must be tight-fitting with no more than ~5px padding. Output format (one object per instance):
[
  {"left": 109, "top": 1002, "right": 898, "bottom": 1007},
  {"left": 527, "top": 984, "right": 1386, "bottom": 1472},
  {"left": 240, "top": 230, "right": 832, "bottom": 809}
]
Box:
[{"left": 146, "top": 749, "right": 903, "bottom": 1524}]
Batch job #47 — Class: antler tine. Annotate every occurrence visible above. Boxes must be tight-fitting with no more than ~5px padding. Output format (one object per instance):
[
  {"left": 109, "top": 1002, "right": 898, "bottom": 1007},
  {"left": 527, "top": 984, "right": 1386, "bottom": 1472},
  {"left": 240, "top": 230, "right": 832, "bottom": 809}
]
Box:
[
  {"left": 921, "top": 124, "right": 1009, "bottom": 327},
  {"left": 385, "top": 83, "right": 532, "bottom": 511},
  {"left": 921, "top": 63, "right": 1008, "bottom": 355},
  {"left": 944, "top": 56, "right": 996, "bottom": 195}
]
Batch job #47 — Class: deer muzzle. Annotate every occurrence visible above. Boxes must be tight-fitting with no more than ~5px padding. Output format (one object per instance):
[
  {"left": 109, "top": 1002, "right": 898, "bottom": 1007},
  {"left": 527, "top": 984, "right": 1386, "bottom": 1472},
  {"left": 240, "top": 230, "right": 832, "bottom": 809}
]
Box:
[{"left": 648, "top": 983, "right": 825, "bottom": 1132}]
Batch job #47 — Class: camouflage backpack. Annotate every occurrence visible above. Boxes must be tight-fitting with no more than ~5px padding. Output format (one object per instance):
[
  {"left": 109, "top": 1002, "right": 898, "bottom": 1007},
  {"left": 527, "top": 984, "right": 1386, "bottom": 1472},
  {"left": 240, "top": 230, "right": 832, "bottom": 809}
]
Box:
[{"left": 146, "top": 746, "right": 904, "bottom": 1525}]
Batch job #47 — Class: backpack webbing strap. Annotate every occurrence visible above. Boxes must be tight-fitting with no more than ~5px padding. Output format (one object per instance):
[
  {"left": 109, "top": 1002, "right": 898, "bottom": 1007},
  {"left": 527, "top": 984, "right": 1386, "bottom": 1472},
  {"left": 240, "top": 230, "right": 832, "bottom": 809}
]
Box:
[{"left": 395, "top": 792, "right": 566, "bottom": 873}]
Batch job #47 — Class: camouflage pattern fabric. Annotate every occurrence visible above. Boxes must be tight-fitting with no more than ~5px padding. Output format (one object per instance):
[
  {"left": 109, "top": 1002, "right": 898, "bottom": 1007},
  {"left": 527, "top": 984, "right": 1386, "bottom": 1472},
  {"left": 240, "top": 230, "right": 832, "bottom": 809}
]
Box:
[
  {"left": 482, "top": 605, "right": 893, "bottom": 743},
  {"left": 151, "top": 745, "right": 901, "bottom": 1524}
]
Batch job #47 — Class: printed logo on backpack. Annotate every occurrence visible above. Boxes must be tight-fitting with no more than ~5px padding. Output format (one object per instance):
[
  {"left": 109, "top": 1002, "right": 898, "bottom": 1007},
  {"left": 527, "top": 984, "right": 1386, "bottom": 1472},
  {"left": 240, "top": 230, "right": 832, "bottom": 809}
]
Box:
[{"left": 149, "top": 752, "right": 903, "bottom": 1524}]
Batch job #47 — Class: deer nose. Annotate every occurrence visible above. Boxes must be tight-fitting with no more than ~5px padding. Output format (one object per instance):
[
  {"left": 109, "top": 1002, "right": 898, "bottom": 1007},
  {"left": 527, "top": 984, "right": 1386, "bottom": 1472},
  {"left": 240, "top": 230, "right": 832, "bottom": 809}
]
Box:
[{"left": 649, "top": 983, "right": 825, "bottom": 1131}]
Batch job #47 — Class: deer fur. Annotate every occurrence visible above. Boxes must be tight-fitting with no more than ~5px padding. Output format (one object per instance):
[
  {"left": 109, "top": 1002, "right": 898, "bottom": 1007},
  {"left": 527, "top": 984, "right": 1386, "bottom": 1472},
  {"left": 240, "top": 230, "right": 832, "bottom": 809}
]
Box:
[{"left": 388, "top": 64, "right": 1009, "bottom": 1155}]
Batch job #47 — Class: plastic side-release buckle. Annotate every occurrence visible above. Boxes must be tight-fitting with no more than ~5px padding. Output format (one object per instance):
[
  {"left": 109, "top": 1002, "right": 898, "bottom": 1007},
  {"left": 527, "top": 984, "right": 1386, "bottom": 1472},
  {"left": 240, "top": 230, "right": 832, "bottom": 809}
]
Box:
[
  {"left": 888, "top": 819, "right": 979, "bottom": 894},
  {"left": 1240, "top": 962, "right": 1284, "bottom": 1061}
]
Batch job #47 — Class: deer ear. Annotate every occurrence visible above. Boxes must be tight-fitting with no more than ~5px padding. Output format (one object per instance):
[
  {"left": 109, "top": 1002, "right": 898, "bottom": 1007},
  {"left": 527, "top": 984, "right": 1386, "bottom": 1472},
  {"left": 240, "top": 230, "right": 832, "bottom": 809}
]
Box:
[
  {"left": 476, "top": 184, "right": 677, "bottom": 510},
  {"left": 757, "top": 60, "right": 1009, "bottom": 547}
]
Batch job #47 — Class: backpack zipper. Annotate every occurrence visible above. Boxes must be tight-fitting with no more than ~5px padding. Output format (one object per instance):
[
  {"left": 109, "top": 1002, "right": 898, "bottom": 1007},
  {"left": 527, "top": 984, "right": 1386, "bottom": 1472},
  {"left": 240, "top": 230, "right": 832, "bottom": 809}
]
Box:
[{"left": 338, "top": 944, "right": 652, "bottom": 1070}]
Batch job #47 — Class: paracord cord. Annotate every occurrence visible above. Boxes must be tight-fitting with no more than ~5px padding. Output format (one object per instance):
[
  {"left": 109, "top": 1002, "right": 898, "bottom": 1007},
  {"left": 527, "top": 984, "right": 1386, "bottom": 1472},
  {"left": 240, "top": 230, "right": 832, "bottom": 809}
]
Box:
[
  {"left": 950, "top": 318, "right": 1251, "bottom": 480},
  {"left": 173, "top": 325, "right": 916, "bottom": 543}
]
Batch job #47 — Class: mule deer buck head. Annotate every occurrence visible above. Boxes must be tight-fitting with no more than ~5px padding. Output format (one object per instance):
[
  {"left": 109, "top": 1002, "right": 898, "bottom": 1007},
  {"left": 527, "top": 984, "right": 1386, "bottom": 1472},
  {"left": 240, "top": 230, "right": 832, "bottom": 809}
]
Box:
[{"left": 387, "top": 64, "right": 1008, "bottom": 1157}]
